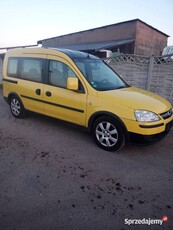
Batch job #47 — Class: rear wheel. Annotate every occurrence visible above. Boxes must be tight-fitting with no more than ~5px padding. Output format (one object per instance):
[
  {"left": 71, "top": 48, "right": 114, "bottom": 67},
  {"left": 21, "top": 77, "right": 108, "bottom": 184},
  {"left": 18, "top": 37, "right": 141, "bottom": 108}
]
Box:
[
  {"left": 92, "top": 116, "right": 125, "bottom": 151},
  {"left": 10, "top": 95, "right": 26, "bottom": 118}
]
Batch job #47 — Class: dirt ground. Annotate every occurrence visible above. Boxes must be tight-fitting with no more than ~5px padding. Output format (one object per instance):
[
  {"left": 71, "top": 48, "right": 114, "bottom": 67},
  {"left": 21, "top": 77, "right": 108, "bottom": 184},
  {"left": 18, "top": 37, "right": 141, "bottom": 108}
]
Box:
[{"left": 0, "top": 87, "right": 172, "bottom": 230}]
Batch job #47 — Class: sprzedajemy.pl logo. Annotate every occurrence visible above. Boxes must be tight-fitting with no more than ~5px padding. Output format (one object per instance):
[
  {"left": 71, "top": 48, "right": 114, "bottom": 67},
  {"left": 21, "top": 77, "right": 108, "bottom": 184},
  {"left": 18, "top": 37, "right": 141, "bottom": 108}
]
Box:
[{"left": 125, "top": 216, "right": 168, "bottom": 226}]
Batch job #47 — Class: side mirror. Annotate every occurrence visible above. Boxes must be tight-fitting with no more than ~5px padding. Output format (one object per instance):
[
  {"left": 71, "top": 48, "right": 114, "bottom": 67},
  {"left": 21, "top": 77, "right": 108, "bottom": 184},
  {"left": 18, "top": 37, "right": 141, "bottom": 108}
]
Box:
[{"left": 67, "top": 77, "right": 79, "bottom": 91}]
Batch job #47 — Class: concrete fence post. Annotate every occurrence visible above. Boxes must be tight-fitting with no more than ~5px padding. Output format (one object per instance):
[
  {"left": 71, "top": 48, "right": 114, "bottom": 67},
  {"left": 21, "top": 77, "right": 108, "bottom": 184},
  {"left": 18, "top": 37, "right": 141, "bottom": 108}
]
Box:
[{"left": 146, "top": 55, "right": 154, "bottom": 90}]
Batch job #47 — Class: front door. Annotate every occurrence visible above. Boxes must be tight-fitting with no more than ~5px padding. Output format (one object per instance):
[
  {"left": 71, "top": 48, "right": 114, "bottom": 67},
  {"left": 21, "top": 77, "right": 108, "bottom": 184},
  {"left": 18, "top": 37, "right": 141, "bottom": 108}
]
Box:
[{"left": 43, "top": 58, "right": 87, "bottom": 126}]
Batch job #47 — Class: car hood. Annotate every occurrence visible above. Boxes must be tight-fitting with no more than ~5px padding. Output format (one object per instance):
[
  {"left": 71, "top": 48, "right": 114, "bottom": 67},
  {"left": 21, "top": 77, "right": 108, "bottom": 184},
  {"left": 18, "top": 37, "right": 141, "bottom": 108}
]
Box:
[{"left": 98, "top": 87, "right": 171, "bottom": 114}]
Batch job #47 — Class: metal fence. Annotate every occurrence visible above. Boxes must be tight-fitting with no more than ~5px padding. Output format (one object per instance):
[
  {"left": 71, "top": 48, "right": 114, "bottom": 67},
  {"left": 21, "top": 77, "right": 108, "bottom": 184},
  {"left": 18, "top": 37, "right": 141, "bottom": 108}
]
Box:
[{"left": 105, "top": 54, "right": 173, "bottom": 105}]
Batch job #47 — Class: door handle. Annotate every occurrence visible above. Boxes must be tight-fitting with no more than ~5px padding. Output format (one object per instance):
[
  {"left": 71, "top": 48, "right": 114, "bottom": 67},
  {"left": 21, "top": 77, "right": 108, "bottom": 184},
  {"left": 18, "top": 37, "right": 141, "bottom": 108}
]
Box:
[
  {"left": 46, "top": 91, "right": 52, "bottom": 97},
  {"left": 35, "top": 89, "right": 41, "bottom": 95}
]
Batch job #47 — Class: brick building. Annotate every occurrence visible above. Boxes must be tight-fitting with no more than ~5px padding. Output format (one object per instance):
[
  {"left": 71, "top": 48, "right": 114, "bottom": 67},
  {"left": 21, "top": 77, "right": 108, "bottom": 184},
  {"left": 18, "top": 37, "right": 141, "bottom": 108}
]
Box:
[{"left": 38, "top": 19, "right": 169, "bottom": 57}]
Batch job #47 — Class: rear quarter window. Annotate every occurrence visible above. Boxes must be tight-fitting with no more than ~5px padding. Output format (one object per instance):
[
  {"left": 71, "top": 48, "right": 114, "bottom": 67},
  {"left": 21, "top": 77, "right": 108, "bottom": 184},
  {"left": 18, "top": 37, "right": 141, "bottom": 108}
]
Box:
[
  {"left": 7, "top": 57, "right": 43, "bottom": 83},
  {"left": 7, "top": 58, "right": 18, "bottom": 77}
]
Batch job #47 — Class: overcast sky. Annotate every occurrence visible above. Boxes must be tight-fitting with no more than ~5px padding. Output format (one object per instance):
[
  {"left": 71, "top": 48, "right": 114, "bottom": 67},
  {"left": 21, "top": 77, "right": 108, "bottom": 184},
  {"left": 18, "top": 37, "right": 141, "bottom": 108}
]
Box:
[{"left": 0, "top": 0, "right": 173, "bottom": 48}]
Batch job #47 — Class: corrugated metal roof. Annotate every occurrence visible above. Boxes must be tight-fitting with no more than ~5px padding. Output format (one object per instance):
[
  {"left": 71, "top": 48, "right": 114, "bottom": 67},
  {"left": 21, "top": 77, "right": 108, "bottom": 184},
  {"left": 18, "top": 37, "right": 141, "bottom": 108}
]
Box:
[{"left": 52, "top": 38, "right": 134, "bottom": 51}]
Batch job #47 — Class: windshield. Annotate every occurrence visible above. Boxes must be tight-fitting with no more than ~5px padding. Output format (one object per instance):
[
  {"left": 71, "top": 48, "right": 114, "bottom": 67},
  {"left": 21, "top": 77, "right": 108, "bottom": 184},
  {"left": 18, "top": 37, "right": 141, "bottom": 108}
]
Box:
[{"left": 74, "top": 58, "right": 129, "bottom": 91}]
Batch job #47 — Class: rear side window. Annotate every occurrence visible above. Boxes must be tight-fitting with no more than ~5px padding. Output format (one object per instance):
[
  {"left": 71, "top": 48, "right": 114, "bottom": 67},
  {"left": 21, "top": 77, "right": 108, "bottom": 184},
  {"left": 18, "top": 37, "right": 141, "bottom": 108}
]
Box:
[
  {"left": 7, "top": 58, "right": 18, "bottom": 77},
  {"left": 21, "top": 59, "right": 42, "bottom": 83},
  {"left": 7, "top": 57, "right": 43, "bottom": 83}
]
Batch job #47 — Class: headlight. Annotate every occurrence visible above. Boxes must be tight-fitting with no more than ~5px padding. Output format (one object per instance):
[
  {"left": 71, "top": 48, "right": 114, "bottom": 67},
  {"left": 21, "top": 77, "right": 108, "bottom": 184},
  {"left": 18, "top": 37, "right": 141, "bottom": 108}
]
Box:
[{"left": 135, "top": 110, "right": 160, "bottom": 122}]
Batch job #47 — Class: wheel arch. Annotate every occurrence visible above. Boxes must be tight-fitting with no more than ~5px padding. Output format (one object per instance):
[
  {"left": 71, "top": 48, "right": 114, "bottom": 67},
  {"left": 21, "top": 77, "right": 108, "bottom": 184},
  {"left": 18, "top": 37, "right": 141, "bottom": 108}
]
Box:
[
  {"left": 88, "top": 111, "right": 129, "bottom": 141},
  {"left": 7, "top": 92, "right": 22, "bottom": 104}
]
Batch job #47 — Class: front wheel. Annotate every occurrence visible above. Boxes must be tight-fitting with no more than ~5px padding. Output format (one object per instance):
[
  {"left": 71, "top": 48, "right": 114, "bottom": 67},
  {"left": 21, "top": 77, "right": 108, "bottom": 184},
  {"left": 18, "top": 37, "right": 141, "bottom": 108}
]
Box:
[
  {"left": 92, "top": 116, "right": 125, "bottom": 151},
  {"left": 10, "top": 95, "right": 26, "bottom": 118}
]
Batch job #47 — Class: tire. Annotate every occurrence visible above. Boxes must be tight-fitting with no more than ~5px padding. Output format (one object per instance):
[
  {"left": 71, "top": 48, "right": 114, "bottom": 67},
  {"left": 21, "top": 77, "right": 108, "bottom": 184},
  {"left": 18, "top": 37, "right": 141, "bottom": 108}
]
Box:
[
  {"left": 10, "top": 95, "right": 26, "bottom": 118},
  {"left": 92, "top": 116, "right": 125, "bottom": 151}
]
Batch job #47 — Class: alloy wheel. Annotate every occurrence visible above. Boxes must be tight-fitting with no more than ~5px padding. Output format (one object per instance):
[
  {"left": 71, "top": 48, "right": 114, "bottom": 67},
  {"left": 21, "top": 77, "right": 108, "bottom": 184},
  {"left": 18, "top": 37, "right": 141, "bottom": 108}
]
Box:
[{"left": 96, "top": 121, "right": 118, "bottom": 147}]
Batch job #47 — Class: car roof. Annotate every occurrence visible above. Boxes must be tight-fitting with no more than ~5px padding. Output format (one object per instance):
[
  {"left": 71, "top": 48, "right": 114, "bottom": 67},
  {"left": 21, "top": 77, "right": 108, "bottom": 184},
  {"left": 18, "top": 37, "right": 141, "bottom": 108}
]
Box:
[
  {"left": 48, "top": 47, "right": 99, "bottom": 60},
  {"left": 5, "top": 47, "right": 100, "bottom": 61}
]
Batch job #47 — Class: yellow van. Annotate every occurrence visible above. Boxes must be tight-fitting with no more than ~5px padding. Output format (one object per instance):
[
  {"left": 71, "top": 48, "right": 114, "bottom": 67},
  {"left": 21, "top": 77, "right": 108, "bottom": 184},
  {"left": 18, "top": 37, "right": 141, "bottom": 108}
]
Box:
[{"left": 2, "top": 47, "right": 173, "bottom": 151}]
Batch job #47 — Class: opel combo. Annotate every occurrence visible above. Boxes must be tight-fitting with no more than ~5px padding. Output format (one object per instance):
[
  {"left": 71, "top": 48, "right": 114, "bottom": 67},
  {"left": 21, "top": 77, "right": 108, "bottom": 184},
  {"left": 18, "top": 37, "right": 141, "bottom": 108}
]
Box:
[{"left": 3, "top": 47, "right": 173, "bottom": 151}]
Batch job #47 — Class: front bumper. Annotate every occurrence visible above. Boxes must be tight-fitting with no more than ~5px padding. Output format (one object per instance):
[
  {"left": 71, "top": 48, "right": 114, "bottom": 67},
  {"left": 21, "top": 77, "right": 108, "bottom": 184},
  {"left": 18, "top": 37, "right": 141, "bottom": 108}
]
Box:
[{"left": 128, "top": 119, "right": 173, "bottom": 144}]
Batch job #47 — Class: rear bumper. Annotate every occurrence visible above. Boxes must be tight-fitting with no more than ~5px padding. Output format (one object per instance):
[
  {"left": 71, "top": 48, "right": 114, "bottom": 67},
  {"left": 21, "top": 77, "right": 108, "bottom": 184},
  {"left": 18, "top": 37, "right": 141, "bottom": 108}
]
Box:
[{"left": 129, "top": 120, "right": 173, "bottom": 144}]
